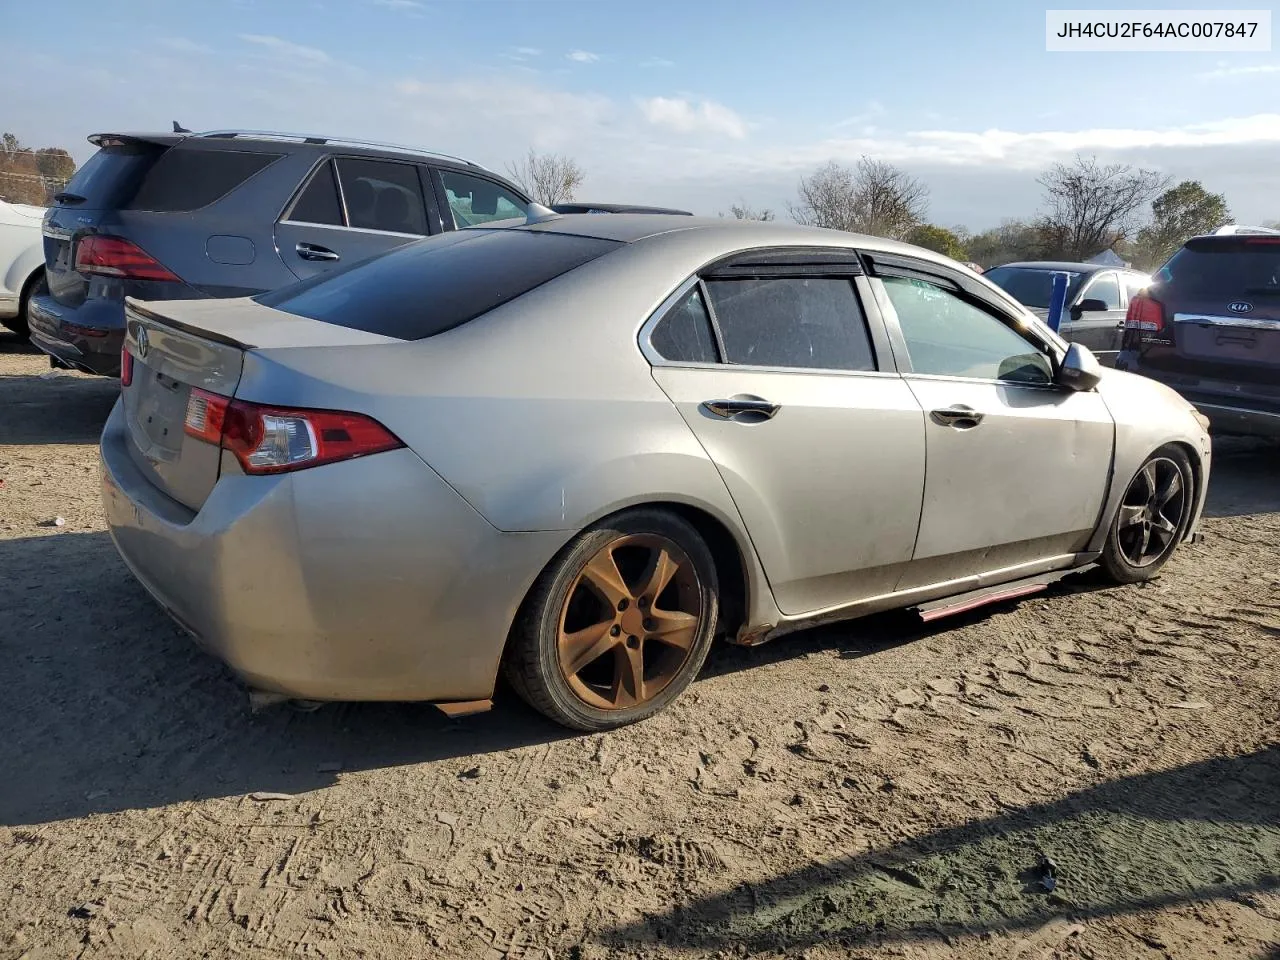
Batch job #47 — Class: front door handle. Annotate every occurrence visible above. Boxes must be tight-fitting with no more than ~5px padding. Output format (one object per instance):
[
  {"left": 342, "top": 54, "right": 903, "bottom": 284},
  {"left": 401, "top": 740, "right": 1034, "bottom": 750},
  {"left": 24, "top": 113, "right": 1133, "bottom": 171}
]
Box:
[
  {"left": 703, "top": 397, "right": 780, "bottom": 421},
  {"left": 930, "top": 405, "right": 985, "bottom": 429},
  {"left": 296, "top": 242, "right": 340, "bottom": 262}
]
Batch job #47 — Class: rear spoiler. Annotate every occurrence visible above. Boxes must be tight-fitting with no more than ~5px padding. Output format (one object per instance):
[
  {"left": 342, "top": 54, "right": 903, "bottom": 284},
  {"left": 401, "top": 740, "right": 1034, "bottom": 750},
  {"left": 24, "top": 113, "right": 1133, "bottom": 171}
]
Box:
[{"left": 88, "top": 132, "right": 186, "bottom": 149}]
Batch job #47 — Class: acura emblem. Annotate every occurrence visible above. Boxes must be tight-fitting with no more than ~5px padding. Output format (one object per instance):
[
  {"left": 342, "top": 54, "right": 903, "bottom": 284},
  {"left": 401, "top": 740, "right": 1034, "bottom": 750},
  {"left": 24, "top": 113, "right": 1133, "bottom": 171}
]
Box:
[
  {"left": 135, "top": 326, "right": 150, "bottom": 359},
  {"left": 1227, "top": 301, "right": 1253, "bottom": 313}
]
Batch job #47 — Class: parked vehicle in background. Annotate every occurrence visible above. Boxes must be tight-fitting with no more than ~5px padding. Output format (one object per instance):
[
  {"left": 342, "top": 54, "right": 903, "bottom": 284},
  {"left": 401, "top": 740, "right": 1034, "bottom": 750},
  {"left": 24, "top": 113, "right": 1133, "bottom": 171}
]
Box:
[
  {"left": 984, "top": 261, "right": 1152, "bottom": 366},
  {"left": 1118, "top": 225, "right": 1280, "bottom": 438},
  {"left": 551, "top": 202, "right": 693, "bottom": 215},
  {"left": 29, "top": 129, "right": 533, "bottom": 376},
  {"left": 0, "top": 197, "right": 48, "bottom": 338},
  {"left": 101, "top": 217, "right": 1210, "bottom": 731}
]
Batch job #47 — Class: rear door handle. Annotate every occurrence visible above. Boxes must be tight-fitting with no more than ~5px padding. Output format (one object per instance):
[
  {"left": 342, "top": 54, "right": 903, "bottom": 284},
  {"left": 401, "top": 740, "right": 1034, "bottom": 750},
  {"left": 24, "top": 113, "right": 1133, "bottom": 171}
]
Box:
[
  {"left": 703, "top": 397, "right": 780, "bottom": 420},
  {"left": 930, "top": 405, "right": 984, "bottom": 429},
  {"left": 296, "top": 242, "right": 340, "bottom": 262}
]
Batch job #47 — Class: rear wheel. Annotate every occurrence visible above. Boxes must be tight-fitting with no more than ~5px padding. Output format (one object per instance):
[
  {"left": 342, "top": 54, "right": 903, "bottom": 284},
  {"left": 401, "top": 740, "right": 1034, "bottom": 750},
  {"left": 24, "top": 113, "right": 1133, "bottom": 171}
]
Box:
[
  {"left": 1, "top": 270, "right": 45, "bottom": 338},
  {"left": 1099, "top": 445, "right": 1195, "bottom": 584},
  {"left": 505, "top": 508, "right": 719, "bottom": 731}
]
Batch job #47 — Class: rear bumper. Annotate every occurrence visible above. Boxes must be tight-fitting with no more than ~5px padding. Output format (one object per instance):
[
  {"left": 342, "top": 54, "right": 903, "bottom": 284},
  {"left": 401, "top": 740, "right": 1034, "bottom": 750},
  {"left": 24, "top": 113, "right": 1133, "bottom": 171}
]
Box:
[
  {"left": 100, "top": 400, "right": 561, "bottom": 702},
  {"left": 27, "top": 294, "right": 123, "bottom": 376}
]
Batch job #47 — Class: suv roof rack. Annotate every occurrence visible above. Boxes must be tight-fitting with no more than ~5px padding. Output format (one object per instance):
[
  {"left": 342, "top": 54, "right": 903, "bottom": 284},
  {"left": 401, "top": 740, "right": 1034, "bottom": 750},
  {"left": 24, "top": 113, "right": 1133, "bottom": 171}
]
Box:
[
  {"left": 1211, "top": 224, "right": 1280, "bottom": 237},
  {"left": 192, "top": 129, "right": 478, "bottom": 167}
]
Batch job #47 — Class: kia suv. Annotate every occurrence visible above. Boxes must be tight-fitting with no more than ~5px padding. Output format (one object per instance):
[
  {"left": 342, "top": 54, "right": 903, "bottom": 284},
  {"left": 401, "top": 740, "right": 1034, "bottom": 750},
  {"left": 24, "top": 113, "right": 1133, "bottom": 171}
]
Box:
[
  {"left": 1118, "top": 225, "right": 1280, "bottom": 438},
  {"left": 29, "top": 129, "right": 534, "bottom": 376}
]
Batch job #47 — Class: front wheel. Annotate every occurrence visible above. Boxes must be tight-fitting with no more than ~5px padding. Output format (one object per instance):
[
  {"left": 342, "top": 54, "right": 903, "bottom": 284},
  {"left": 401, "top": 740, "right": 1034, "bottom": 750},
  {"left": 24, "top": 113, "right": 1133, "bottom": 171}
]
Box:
[
  {"left": 1099, "top": 445, "right": 1195, "bottom": 584},
  {"left": 504, "top": 508, "right": 720, "bottom": 731}
]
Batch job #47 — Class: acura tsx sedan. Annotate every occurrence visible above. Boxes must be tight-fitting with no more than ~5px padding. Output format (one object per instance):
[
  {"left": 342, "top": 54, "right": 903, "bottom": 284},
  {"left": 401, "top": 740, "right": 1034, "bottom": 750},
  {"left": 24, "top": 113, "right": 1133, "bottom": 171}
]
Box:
[{"left": 101, "top": 215, "right": 1212, "bottom": 730}]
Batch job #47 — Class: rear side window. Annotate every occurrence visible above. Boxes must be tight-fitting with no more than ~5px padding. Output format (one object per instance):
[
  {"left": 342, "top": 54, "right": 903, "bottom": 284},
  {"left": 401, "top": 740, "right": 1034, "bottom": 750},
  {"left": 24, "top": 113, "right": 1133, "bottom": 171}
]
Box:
[
  {"left": 336, "top": 159, "right": 428, "bottom": 235},
  {"left": 704, "top": 277, "right": 876, "bottom": 371},
  {"left": 126, "top": 148, "right": 282, "bottom": 212},
  {"left": 288, "top": 161, "right": 343, "bottom": 226},
  {"left": 1158, "top": 241, "right": 1280, "bottom": 299},
  {"left": 60, "top": 145, "right": 165, "bottom": 208},
  {"left": 257, "top": 229, "right": 621, "bottom": 340},
  {"left": 650, "top": 287, "right": 718, "bottom": 363}
]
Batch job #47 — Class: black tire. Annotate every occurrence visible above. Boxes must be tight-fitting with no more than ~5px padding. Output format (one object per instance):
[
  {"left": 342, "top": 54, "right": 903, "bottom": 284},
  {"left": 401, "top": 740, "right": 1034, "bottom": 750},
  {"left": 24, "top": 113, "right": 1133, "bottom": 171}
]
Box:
[
  {"left": 1099, "top": 444, "right": 1196, "bottom": 584},
  {"left": 504, "top": 508, "right": 720, "bottom": 731},
  {"left": 2, "top": 269, "right": 45, "bottom": 338}
]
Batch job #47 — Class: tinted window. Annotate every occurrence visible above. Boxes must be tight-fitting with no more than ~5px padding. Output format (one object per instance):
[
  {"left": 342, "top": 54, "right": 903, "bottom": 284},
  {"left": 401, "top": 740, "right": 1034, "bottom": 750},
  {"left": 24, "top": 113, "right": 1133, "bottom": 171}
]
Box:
[
  {"left": 1081, "top": 272, "right": 1120, "bottom": 309},
  {"left": 440, "top": 171, "right": 528, "bottom": 228},
  {"left": 126, "top": 148, "right": 281, "bottom": 212},
  {"left": 704, "top": 277, "right": 875, "bottom": 371},
  {"left": 650, "top": 287, "right": 718, "bottom": 363},
  {"left": 288, "top": 161, "right": 343, "bottom": 226},
  {"left": 985, "top": 266, "right": 1085, "bottom": 309},
  {"left": 60, "top": 144, "right": 164, "bottom": 208},
  {"left": 257, "top": 229, "right": 620, "bottom": 340},
  {"left": 1157, "top": 241, "right": 1280, "bottom": 299},
  {"left": 337, "top": 158, "right": 427, "bottom": 235},
  {"left": 882, "top": 275, "right": 1052, "bottom": 384}
]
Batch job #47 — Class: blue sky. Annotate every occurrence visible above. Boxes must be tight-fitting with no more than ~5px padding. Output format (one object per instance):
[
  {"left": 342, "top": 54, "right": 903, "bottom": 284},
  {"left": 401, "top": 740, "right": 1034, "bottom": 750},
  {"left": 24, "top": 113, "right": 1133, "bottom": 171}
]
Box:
[{"left": 5, "top": 0, "right": 1280, "bottom": 227}]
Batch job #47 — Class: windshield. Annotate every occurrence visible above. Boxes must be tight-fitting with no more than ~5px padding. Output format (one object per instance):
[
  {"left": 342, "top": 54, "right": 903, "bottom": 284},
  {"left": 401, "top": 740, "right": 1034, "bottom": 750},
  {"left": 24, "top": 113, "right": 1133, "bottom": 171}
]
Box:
[
  {"left": 984, "top": 266, "right": 1085, "bottom": 309},
  {"left": 1158, "top": 241, "right": 1280, "bottom": 298}
]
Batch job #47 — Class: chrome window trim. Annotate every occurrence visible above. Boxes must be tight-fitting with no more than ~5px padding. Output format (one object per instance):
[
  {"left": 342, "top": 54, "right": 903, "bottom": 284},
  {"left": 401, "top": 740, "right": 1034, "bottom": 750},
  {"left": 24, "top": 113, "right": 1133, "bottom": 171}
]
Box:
[
  {"left": 1174, "top": 312, "right": 1280, "bottom": 331},
  {"left": 637, "top": 274, "right": 892, "bottom": 378},
  {"left": 902, "top": 372, "right": 1062, "bottom": 392},
  {"left": 277, "top": 220, "right": 425, "bottom": 241}
]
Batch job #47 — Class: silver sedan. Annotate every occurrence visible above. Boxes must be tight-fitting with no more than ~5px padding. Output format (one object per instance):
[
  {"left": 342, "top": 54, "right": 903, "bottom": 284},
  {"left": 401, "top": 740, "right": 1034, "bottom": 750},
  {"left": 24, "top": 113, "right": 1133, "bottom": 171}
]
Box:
[{"left": 101, "top": 216, "right": 1212, "bottom": 730}]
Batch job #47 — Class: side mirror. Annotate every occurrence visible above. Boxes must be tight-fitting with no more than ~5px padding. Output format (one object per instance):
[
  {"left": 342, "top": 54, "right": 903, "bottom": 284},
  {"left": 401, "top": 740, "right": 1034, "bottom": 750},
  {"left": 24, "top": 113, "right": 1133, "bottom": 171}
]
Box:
[
  {"left": 1057, "top": 342, "right": 1103, "bottom": 392},
  {"left": 1071, "top": 297, "right": 1108, "bottom": 318}
]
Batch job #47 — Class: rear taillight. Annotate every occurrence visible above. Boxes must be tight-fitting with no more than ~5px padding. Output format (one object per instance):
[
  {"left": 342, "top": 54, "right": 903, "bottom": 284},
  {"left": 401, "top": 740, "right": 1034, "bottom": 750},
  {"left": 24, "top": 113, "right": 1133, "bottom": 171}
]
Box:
[
  {"left": 74, "top": 235, "right": 180, "bottom": 282},
  {"left": 1125, "top": 293, "right": 1166, "bottom": 333},
  {"left": 120, "top": 345, "right": 134, "bottom": 387},
  {"left": 183, "top": 390, "right": 403, "bottom": 474}
]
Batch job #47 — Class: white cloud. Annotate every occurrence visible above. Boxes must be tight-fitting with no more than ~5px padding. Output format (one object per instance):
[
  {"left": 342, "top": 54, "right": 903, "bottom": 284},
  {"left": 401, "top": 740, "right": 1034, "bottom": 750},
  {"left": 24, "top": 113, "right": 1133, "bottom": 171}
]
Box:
[
  {"left": 239, "top": 34, "right": 332, "bottom": 64},
  {"left": 565, "top": 50, "right": 600, "bottom": 63},
  {"left": 158, "top": 36, "right": 213, "bottom": 55},
  {"left": 1197, "top": 61, "right": 1280, "bottom": 79},
  {"left": 517, "top": 46, "right": 542, "bottom": 56},
  {"left": 833, "top": 100, "right": 884, "bottom": 129},
  {"left": 638, "top": 96, "right": 748, "bottom": 139}
]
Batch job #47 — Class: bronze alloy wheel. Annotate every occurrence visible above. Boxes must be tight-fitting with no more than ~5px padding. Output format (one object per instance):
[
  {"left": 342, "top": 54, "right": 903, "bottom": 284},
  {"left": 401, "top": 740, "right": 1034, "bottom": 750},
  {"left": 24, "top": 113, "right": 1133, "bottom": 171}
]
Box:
[{"left": 556, "top": 533, "right": 704, "bottom": 711}]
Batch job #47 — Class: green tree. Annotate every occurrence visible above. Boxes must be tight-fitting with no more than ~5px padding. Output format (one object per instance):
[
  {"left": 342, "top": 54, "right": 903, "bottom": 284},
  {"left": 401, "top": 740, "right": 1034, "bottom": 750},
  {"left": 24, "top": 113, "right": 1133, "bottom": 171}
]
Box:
[
  {"left": 906, "top": 223, "right": 966, "bottom": 260},
  {"left": 1134, "top": 181, "right": 1230, "bottom": 270}
]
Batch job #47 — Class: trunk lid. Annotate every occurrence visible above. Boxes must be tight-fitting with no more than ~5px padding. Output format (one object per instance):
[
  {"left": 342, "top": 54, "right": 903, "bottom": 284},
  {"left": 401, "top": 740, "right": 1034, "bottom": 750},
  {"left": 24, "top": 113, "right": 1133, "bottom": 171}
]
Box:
[
  {"left": 43, "top": 135, "right": 175, "bottom": 307},
  {"left": 122, "top": 296, "right": 401, "bottom": 511},
  {"left": 1157, "top": 239, "right": 1280, "bottom": 386}
]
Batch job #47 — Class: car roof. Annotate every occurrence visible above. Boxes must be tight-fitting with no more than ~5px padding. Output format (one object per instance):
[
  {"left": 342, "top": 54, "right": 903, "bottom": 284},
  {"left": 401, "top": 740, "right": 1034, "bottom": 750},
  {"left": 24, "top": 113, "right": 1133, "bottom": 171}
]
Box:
[
  {"left": 994, "top": 261, "right": 1107, "bottom": 273},
  {"left": 550, "top": 202, "right": 694, "bottom": 216},
  {"left": 519, "top": 213, "right": 947, "bottom": 256}
]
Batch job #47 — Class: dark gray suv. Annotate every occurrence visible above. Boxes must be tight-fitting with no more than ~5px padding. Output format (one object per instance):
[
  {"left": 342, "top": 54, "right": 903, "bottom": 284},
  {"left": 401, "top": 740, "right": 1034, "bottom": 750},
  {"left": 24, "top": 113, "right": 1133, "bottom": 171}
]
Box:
[{"left": 29, "top": 129, "right": 533, "bottom": 376}]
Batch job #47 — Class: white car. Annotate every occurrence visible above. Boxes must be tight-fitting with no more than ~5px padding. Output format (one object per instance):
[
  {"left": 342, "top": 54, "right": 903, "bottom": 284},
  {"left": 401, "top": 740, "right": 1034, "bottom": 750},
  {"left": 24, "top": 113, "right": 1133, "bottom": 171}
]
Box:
[{"left": 0, "top": 198, "right": 48, "bottom": 337}]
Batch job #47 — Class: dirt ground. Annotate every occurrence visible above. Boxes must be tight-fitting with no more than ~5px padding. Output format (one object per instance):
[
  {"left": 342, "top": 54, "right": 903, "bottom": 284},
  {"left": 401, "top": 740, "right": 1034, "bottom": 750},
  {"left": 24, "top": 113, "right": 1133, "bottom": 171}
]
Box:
[{"left": 1, "top": 332, "right": 1277, "bottom": 960}]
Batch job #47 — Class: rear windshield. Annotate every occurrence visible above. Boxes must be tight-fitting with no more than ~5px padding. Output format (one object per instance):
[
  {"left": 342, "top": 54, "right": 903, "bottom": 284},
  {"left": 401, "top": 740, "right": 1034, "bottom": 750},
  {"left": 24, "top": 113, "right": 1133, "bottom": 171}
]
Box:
[
  {"left": 126, "top": 147, "right": 282, "bottom": 212},
  {"left": 61, "top": 145, "right": 165, "bottom": 208},
  {"left": 256, "top": 228, "right": 622, "bottom": 340},
  {"left": 1157, "top": 241, "right": 1280, "bottom": 299},
  {"left": 984, "top": 266, "right": 1085, "bottom": 309}
]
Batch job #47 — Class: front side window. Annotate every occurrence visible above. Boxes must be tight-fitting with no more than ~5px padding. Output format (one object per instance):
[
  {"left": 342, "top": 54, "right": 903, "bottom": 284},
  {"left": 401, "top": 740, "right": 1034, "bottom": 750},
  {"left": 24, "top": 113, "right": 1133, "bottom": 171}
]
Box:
[
  {"left": 703, "top": 277, "right": 876, "bottom": 371},
  {"left": 650, "top": 287, "right": 719, "bottom": 364},
  {"left": 440, "top": 170, "right": 529, "bottom": 228},
  {"left": 1122, "top": 273, "right": 1150, "bottom": 302},
  {"left": 882, "top": 275, "right": 1053, "bottom": 384},
  {"left": 335, "top": 159, "right": 427, "bottom": 236},
  {"left": 1081, "top": 272, "right": 1121, "bottom": 309}
]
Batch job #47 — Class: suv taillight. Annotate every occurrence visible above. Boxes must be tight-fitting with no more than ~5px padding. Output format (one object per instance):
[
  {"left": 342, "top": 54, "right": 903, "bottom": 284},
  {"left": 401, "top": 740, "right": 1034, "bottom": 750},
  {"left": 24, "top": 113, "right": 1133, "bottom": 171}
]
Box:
[
  {"left": 74, "top": 235, "right": 181, "bottom": 282},
  {"left": 183, "top": 389, "right": 404, "bottom": 474},
  {"left": 1125, "top": 293, "right": 1165, "bottom": 333}
]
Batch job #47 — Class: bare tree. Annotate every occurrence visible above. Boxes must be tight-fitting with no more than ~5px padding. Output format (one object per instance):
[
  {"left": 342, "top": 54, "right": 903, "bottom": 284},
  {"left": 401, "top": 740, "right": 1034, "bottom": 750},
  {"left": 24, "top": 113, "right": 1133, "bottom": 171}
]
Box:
[
  {"left": 721, "top": 202, "right": 774, "bottom": 221},
  {"left": 505, "top": 149, "right": 584, "bottom": 206},
  {"left": 788, "top": 158, "right": 927, "bottom": 240},
  {"left": 1037, "top": 155, "right": 1169, "bottom": 261}
]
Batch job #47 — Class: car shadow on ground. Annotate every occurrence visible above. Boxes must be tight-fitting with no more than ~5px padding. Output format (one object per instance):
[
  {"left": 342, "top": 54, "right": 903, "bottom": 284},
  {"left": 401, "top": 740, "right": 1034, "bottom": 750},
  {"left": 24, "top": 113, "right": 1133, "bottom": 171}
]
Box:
[
  {"left": 0, "top": 331, "right": 41, "bottom": 355},
  {"left": 0, "top": 367, "right": 118, "bottom": 445},
  {"left": 601, "top": 745, "right": 1280, "bottom": 954},
  {"left": 1203, "top": 436, "right": 1280, "bottom": 519}
]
